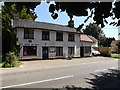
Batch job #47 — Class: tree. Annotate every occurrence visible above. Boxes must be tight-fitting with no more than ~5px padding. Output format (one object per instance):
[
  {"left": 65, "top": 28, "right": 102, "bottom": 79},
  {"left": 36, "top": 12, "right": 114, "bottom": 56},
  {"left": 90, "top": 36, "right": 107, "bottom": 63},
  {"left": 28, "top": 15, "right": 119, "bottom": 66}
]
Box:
[
  {"left": 2, "top": 2, "right": 40, "bottom": 59},
  {"left": 83, "top": 23, "right": 106, "bottom": 46},
  {"left": 83, "top": 23, "right": 104, "bottom": 40},
  {"left": 49, "top": 2, "right": 120, "bottom": 30},
  {"left": 118, "top": 42, "right": 120, "bottom": 49},
  {"left": 103, "top": 37, "right": 115, "bottom": 47}
]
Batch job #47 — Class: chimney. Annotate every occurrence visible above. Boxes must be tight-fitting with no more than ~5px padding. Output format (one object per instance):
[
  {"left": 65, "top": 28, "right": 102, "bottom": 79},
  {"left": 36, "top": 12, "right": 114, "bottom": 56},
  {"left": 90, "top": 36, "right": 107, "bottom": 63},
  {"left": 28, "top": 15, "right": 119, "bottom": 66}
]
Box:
[{"left": 68, "top": 20, "right": 74, "bottom": 28}]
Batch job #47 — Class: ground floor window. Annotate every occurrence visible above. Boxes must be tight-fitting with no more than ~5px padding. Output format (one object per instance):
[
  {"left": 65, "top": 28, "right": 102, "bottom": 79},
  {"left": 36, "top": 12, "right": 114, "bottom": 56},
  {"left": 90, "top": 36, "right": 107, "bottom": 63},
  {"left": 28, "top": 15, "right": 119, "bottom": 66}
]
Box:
[
  {"left": 68, "top": 47, "right": 74, "bottom": 55},
  {"left": 56, "top": 47, "right": 63, "bottom": 56},
  {"left": 84, "top": 46, "right": 91, "bottom": 54},
  {"left": 23, "top": 46, "right": 37, "bottom": 56}
]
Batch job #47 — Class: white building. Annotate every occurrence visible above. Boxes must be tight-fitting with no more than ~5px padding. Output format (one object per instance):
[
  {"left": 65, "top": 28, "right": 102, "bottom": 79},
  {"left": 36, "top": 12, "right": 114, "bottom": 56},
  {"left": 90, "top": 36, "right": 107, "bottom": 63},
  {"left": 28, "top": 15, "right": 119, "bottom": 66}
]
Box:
[
  {"left": 88, "top": 35, "right": 98, "bottom": 47},
  {"left": 12, "top": 18, "right": 93, "bottom": 60}
]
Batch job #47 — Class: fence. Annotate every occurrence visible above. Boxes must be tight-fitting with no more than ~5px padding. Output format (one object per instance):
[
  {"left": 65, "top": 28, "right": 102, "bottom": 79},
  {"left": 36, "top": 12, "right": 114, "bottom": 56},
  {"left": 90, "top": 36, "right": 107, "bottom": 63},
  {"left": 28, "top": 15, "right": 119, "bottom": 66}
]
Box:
[{"left": 93, "top": 47, "right": 111, "bottom": 54}]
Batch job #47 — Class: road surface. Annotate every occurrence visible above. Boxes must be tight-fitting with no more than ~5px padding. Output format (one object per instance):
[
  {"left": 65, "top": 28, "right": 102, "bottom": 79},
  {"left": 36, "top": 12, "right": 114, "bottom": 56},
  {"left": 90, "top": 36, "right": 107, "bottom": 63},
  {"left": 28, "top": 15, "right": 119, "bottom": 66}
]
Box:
[{"left": 1, "top": 57, "right": 119, "bottom": 89}]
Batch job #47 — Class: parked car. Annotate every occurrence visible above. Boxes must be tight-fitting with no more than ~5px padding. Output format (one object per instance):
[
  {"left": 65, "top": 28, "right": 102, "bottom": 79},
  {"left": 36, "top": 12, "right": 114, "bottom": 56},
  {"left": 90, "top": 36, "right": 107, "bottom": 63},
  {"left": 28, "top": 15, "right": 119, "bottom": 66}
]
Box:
[{"left": 91, "top": 48, "right": 100, "bottom": 56}]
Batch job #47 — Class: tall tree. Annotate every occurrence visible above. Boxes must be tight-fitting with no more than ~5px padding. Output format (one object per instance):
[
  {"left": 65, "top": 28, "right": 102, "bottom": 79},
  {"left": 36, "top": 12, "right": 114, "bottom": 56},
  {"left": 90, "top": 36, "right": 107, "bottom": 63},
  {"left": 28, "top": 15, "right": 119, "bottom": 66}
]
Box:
[
  {"left": 2, "top": 2, "right": 40, "bottom": 57},
  {"left": 83, "top": 23, "right": 107, "bottom": 46},
  {"left": 104, "top": 37, "right": 115, "bottom": 47},
  {"left": 83, "top": 23, "right": 104, "bottom": 40}
]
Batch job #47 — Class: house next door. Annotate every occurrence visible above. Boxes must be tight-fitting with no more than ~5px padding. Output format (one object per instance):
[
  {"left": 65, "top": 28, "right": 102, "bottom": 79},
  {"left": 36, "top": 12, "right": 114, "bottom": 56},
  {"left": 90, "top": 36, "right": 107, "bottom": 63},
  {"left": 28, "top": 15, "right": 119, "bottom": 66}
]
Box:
[
  {"left": 42, "top": 47, "right": 49, "bottom": 59},
  {"left": 80, "top": 47, "right": 84, "bottom": 57}
]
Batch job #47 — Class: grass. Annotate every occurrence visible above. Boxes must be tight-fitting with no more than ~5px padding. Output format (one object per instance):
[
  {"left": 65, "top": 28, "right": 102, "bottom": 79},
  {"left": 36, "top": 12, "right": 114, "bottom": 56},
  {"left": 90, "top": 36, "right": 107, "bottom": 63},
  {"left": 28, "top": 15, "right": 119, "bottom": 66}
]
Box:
[
  {"left": 111, "top": 55, "right": 120, "bottom": 59},
  {"left": 0, "top": 62, "right": 5, "bottom": 67}
]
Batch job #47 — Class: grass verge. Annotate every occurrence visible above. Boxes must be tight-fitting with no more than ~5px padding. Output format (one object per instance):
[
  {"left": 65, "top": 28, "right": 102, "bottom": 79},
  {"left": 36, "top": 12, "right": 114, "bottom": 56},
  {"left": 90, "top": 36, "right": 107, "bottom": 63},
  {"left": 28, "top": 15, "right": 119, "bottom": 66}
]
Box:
[
  {"left": 0, "top": 62, "right": 5, "bottom": 67},
  {"left": 111, "top": 55, "right": 120, "bottom": 59}
]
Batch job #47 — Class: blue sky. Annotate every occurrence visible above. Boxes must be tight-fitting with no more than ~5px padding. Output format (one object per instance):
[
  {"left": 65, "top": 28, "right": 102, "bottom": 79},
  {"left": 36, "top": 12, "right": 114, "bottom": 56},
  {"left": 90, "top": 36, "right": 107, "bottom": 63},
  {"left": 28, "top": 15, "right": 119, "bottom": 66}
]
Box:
[{"left": 35, "top": 2, "right": 118, "bottom": 40}]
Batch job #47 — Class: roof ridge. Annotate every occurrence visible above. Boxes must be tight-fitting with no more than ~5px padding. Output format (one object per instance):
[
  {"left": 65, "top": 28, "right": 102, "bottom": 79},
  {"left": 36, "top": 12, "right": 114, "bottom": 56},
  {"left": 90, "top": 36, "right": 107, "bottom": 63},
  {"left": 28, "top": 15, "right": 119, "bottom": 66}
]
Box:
[{"left": 18, "top": 18, "right": 75, "bottom": 29}]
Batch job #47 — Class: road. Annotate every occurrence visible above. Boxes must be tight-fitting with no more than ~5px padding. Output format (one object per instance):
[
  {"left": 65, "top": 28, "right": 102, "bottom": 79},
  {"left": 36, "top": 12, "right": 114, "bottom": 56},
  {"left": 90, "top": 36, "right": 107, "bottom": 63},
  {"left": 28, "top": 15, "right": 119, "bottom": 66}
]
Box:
[{"left": 1, "top": 57, "right": 119, "bottom": 89}]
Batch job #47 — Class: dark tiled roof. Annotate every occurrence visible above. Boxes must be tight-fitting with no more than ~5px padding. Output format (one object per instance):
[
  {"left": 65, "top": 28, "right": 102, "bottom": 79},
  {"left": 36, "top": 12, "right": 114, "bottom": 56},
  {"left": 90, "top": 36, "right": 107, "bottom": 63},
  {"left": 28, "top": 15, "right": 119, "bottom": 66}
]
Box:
[
  {"left": 80, "top": 34, "right": 93, "bottom": 42},
  {"left": 12, "top": 18, "right": 81, "bottom": 33}
]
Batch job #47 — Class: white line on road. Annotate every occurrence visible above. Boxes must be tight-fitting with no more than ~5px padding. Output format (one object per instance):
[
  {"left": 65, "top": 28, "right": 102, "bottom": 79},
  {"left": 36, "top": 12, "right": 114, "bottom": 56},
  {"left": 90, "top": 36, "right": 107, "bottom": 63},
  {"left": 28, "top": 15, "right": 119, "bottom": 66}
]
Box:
[{"left": 2, "top": 75, "right": 74, "bottom": 89}]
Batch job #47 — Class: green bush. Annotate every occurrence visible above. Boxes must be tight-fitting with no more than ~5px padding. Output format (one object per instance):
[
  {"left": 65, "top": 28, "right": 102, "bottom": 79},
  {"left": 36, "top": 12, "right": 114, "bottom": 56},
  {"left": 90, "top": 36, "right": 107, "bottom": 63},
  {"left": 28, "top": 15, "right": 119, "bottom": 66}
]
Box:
[
  {"left": 100, "top": 52, "right": 111, "bottom": 57},
  {"left": 3, "top": 52, "right": 20, "bottom": 68}
]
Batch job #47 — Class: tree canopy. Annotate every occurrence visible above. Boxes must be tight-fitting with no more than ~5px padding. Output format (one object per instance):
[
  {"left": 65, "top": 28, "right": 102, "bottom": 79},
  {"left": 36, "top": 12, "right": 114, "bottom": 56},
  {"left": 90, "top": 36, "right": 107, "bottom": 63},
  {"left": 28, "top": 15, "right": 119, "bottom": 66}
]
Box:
[
  {"left": 49, "top": 2, "right": 120, "bottom": 30},
  {"left": 83, "top": 23, "right": 115, "bottom": 47},
  {"left": 83, "top": 23, "right": 104, "bottom": 40},
  {"left": 2, "top": 2, "right": 40, "bottom": 57}
]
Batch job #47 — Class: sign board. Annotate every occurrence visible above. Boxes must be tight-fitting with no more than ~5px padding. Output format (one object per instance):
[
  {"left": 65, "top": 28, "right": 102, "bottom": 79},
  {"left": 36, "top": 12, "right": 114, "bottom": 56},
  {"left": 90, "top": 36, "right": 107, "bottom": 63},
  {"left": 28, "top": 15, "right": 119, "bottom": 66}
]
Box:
[
  {"left": 49, "top": 46, "right": 56, "bottom": 53},
  {"left": 22, "top": 43, "right": 39, "bottom": 46}
]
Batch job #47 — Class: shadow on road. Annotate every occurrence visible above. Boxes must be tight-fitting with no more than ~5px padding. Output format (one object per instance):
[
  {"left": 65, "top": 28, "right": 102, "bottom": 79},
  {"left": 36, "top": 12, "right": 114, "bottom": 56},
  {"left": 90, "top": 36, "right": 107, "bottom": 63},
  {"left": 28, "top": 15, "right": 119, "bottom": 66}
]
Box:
[{"left": 54, "top": 69, "right": 120, "bottom": 90}]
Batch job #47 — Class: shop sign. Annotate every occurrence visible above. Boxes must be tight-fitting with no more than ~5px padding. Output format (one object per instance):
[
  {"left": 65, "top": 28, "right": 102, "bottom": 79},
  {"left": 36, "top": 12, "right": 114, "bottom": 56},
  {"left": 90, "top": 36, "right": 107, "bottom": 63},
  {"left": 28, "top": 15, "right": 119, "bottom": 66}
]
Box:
[{"left": 49, "top": 46, "right": 56, "bottom": 53}]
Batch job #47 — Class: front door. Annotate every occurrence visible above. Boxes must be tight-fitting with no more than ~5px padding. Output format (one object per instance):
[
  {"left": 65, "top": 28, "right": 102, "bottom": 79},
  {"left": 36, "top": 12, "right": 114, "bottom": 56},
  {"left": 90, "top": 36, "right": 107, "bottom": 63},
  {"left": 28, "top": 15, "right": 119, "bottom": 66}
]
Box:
[
  {"left": 42, "top": 47, "right": 49, "bottom": 60},
  {"left": 80, "top": 47, "right": 84, "bottom": 57}
]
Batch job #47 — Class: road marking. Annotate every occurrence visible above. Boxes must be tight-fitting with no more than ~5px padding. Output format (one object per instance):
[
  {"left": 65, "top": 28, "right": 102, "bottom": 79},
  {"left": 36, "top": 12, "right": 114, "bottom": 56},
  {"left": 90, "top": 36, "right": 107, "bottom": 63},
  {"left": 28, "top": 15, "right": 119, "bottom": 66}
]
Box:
[{"left": 2, "top": 75, "right": 74, "bottom": 88}]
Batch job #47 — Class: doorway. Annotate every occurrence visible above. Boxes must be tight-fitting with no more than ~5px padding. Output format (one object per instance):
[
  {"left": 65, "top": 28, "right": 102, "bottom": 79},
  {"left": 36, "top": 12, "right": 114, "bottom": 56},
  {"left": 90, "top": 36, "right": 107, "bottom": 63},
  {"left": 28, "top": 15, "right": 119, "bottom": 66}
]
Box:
[
  {"left": 42, "top": 47, "right": 49, "bottom": 60},
  {"left": 80, "top": 47, "right": 84, "bottom": 57}
]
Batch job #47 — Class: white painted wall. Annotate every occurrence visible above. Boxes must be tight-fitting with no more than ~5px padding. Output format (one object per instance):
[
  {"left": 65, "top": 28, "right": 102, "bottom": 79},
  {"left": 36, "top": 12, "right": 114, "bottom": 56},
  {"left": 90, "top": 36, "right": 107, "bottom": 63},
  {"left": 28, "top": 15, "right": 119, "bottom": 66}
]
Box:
[
  {"left": 16, "top": 28, "right": 92, "bottom": 59},
  {"left": 92, "top": 41, "right": 98, "bottom": 47}
]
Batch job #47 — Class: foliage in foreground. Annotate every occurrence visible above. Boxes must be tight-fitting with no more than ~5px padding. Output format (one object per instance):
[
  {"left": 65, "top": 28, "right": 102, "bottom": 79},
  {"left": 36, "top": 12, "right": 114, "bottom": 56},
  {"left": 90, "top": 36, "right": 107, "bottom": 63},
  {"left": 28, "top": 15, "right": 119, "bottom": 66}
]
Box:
[{"left": 2, "top": 52, "right": 20, "bottom": 68}]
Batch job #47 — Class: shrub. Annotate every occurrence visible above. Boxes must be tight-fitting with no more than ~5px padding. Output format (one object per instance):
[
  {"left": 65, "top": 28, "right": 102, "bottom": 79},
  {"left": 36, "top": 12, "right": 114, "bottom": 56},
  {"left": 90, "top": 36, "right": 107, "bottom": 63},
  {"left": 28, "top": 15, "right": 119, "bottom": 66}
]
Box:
[
  {"left": 100, "top": 52, "right": 111, "bottom": 57},
  {"left": 3, "top": 52, "right": 20, "bottom": 68}
]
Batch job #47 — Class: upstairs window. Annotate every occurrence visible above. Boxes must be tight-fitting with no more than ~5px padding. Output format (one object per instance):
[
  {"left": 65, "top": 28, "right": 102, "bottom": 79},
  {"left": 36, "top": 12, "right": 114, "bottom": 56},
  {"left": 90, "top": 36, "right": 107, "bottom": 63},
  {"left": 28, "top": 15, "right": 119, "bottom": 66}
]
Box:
[
  {"left": 24, "top": 28, "right": 34, "bottom": 39},
  {"left": 56, "top": 32, "right": 63, "bottom": 41},
  {"left": 42, "top": 31, "right": 50, "bottom": 40},
  {"left": 68, "top": 33, "right": 75, "bottom": 41}
]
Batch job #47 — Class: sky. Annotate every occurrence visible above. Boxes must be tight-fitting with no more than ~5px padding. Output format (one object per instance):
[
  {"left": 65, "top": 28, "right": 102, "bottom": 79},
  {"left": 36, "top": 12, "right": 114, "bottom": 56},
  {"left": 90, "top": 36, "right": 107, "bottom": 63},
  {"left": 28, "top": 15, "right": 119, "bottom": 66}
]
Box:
[
  {"left": 0, "top": 2, "right": 118, "bottom": 40},
  {"left": 34, "top": 2, "right": 118, "bottom": 40}
]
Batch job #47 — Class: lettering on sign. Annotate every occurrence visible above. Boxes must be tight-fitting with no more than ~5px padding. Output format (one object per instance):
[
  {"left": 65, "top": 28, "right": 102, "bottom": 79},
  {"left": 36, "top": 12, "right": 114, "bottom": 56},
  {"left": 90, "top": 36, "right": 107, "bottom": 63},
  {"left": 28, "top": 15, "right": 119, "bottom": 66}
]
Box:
[{"left": 23, "top": 43, "right": 39, "bottom": 46}]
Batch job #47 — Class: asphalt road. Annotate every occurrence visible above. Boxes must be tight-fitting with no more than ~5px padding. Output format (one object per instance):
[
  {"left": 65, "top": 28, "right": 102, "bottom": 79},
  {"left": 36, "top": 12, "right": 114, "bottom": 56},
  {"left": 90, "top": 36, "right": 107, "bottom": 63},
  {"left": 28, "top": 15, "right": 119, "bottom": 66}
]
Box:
[{"left": 1, "top": 57, "right": 119, "bottom": 89}]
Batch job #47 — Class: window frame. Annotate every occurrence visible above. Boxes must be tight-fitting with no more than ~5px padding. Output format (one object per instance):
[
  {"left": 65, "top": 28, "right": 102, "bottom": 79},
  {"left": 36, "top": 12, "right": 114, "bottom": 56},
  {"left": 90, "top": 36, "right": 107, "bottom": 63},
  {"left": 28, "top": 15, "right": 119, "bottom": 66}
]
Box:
[
  {"left": 23, "top": 46, "right": 37, "bottom": 56},
  {"left": 42, "top": 30, "right": 50, "bottom": 40},
  {"left": 84, "top": 46, "right": 91, "bottom": 54},
  {"left": 24, "top": 28, "right": 34, "bottom": 39},
  {"left": 68, "top": 47, "right": 74, "bottom": 55},
  {"left": 56, "top": 47, "right": 63, "bottom": 56},
  {"left": 68, "top": 33, "right": 75, "bottom": 41},
  {"left": 56, "top": 32, "right": 63, "bottom": 41}
]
